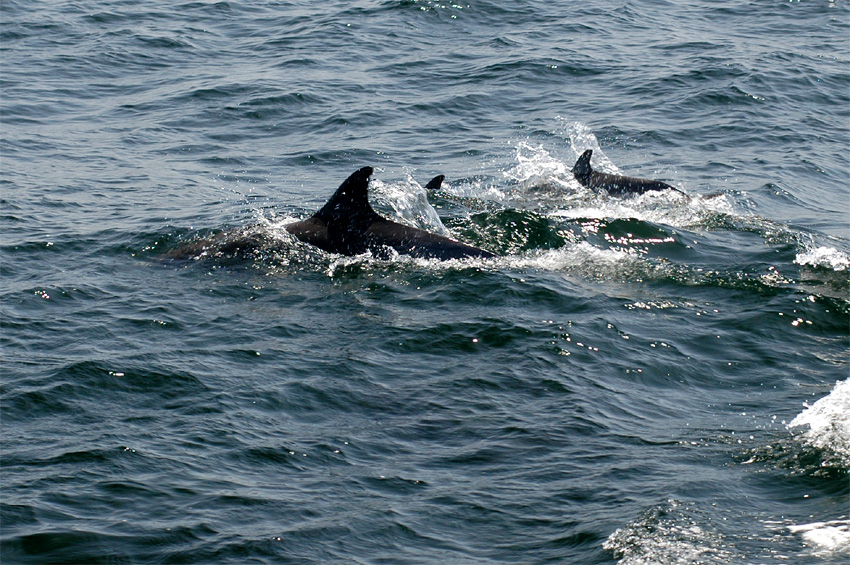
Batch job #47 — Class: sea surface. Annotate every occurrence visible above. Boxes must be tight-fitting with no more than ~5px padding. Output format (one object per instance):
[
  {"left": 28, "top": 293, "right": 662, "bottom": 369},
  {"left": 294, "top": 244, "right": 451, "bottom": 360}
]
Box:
[{"left": 2, "top": 1, "right": 849, "bottom": 563}]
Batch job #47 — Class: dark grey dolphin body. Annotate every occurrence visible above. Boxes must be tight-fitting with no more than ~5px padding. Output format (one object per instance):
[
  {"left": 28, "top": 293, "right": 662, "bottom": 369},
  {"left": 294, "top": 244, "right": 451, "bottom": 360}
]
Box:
[
  {"left": 284, "top": 167, "right": 494, "bottom": 260},
  {"left": 572, "top": 149, "right": 684, "bottom": 196}
]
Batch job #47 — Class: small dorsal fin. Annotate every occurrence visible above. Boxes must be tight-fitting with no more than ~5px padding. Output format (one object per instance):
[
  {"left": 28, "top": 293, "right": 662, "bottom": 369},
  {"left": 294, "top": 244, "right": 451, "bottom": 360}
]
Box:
[
  {"left": 315, "top": 166, "right": 376, "bottom": 222},
  {"left": 424, "top": 174, "right": 445, "bottom": 191},
  {"left": 572, "top": 149, "right": 594, "bottom": 180}
]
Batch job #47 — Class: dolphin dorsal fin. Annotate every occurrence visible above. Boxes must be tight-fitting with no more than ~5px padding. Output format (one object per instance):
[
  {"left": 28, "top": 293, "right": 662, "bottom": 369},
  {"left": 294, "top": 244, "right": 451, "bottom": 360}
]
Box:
[
  {"left": 424, "top": 174, "right": 445, "bottom": 191},
  {"left": 572, "top": 149, "right": 594, "bottom": 182},
  {"left": 314, "top": 166, "right": 377, "bottom": 223}
]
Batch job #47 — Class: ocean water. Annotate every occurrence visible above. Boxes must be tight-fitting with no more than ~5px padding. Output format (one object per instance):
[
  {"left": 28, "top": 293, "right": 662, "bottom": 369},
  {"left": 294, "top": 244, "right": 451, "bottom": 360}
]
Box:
[{"left": 2, "top": 0, "right": 848, "bottom": 563}]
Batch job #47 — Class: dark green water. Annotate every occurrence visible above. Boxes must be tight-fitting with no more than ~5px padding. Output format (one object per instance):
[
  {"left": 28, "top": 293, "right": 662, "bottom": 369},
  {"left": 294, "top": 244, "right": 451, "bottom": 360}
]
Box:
[{"left": 2, "top": 1, "right": 848, "bottom": 563}]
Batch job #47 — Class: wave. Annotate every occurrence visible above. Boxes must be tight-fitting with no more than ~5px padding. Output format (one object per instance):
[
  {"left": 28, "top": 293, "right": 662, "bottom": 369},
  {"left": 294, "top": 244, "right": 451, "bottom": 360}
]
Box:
[
  {"left": 785, "top": 380, "right": 850, "bottom": 559},
  {"left": 734, "top": 380, "right": 850, "bottom": 561},
  {"left": 795, "top": 245, "right": 850, "bottom": 272},
  {"left": 604, "top": 500, "right": 737, "bottom": 564},
  {"left": 787, "top": 379, "right": 850, "bottom": 470}
]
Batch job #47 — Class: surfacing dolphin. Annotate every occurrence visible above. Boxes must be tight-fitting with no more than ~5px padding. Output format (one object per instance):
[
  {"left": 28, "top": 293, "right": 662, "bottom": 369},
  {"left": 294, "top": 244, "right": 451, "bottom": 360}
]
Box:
[
  {"left": 284, "top": 167, "right": 495, "bottom": 260},
  {"left": 572, "top": 149, "right": 684, "bottom": 196}
]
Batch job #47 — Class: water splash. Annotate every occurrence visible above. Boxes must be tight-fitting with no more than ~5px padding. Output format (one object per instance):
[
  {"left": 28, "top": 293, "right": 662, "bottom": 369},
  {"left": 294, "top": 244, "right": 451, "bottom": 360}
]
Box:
[
  {"left": 557, "top": 118, "right": 607, "bottom": 167},
  {"left": 504, "top": 140, "right": 574, "bottom": 190},
  {"left": 367, "top": 176, "right": 451, "bottom": 236},
  {"left": 787, "top": 379, "right": 850, "bottom": 468},
  {"left": 795, "top": 246, "right": 850, "bottom": 272},
  {"left": 502, "top": 129, "right": 737, "bottom": 230},
  {"left": 787, "top": 519, "right": 850, "bottom": 558}
]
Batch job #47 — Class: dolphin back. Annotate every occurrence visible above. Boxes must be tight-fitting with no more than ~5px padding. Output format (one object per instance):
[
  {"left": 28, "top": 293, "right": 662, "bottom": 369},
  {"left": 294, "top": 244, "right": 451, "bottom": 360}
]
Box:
[
  {"left": 572, "top": 149, "right": 681, "bottom": 195},
  {"left": 287, "top": 167, "right": 495, "bottom": 260},
  {"left": 365, "top": 219, "right": 495, "bottom": 260}
]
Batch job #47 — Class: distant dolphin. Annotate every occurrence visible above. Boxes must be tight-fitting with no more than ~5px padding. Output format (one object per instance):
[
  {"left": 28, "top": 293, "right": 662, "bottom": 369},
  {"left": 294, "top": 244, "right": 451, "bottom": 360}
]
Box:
[
  {"left": 284, "top": 167, "right": 495, "bottom": 260},
  {"left": 572, "top": 149, "right": 684, "bottom": 196}
]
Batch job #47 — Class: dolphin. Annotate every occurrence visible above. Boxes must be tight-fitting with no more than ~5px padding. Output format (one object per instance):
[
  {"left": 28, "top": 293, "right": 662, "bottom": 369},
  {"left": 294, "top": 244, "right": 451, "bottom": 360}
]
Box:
[
  {"left": 424, "top": 174, "right": 445, "bottom": 191},
  {"left": 284, "top": 167, "right": 495, "bottom": 260},
  {"left": 572, "top": 149, "right": 684, "bottom": 196}
]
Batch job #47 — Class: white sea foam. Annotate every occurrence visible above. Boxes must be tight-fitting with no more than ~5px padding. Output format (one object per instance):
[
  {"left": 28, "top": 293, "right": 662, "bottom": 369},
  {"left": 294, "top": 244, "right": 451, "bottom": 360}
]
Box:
[
  {"left": 787, "top": 519, "right": 850, "bottom": 557},
  {"left": 794, "top": 245, "right": 850, "bottom": 271},
  {"left": 509, "top": 241, "right": 649, "bottom": 279},
  {"left": 787, "top": 378, "right": 850, "bottom": 467},
  {"left": 323, "top": 241, "right": 649, "bottom": 280},
  {"left": 768, "top": 381, "right": 850, "bottom": 559}
]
